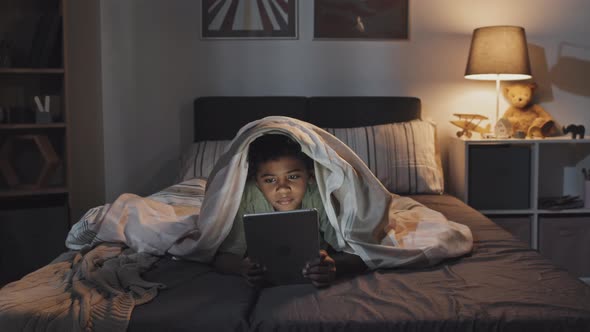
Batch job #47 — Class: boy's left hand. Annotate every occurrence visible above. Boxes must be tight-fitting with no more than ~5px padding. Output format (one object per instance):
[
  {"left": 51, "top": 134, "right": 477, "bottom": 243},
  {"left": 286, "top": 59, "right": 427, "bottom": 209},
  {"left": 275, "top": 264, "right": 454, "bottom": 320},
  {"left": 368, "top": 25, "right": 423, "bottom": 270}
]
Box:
[{"left": 302, "top": 249, "right": 336, "bottom": 288}]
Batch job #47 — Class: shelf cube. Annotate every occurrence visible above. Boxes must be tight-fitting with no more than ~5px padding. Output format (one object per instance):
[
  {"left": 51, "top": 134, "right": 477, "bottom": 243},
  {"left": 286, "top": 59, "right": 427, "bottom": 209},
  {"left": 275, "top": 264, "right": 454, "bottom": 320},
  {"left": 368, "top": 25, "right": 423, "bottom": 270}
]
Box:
[{"left": 0, "top": 135, "right": 60, "bottom": 188}]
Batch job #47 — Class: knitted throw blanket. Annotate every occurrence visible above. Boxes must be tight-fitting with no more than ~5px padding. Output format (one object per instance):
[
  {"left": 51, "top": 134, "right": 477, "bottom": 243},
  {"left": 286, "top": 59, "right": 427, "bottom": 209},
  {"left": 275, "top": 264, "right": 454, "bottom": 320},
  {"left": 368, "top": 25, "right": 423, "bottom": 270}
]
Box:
[{"left": 0, "top": 244, "right": 163, "bottom": 332}]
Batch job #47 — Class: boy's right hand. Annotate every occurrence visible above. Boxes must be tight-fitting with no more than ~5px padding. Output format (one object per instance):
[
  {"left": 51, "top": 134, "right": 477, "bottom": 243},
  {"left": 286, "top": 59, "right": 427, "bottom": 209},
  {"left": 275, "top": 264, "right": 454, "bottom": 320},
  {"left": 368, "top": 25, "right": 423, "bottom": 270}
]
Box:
[{"left": 241, "top": 257, "right": 267, "bottom": 287}]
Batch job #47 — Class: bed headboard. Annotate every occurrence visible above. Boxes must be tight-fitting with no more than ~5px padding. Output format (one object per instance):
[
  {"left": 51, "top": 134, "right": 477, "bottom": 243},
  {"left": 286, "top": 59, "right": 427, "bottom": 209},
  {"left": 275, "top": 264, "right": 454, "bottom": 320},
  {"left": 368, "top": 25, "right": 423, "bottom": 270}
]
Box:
[
  {"left": 306, "top": 97, "right": 421, "bottom": 128},
  {"left": 193, "top": 96, "right": 421, "bottom": 141},
  {"left": 187, "top": 96, "right": 442, "bottom": 194}
]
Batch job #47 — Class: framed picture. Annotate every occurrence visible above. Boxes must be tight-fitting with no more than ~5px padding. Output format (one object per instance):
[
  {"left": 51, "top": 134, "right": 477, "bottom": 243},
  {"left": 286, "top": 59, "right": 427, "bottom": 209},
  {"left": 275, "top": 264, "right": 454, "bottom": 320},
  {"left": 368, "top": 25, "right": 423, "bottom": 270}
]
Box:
[
  {"left": 202, "top": 0, "right": 298, "bottom": 39},
  {"left": 314, "top": 0, "right": 408, "bottom": 40}
]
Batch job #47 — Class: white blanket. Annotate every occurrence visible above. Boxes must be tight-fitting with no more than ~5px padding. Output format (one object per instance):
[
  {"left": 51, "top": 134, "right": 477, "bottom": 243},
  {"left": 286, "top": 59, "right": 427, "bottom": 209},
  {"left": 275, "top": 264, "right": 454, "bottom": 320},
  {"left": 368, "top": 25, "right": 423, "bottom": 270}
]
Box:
[
  {"left": 185, "top": 116, "right": 472, "bottom": 268},
  {"left": 66, "top": 117, "right": 473, "bottom": 269}
]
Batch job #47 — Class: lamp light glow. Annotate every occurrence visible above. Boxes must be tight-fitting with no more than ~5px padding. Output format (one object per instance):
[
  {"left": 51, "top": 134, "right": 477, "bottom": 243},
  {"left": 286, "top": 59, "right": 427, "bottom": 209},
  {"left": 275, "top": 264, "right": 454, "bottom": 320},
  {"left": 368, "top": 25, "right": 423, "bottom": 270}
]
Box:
[{"left": 464, "top": 26, "right": 532, "bottom": 127}]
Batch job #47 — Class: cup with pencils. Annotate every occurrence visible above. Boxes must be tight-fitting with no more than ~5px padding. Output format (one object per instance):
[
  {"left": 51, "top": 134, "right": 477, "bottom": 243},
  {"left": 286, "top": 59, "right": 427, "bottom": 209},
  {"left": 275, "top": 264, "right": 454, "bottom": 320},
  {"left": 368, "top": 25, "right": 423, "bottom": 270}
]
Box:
[{"left": 584, "top": 168, "right": 590, "bottom": 208}]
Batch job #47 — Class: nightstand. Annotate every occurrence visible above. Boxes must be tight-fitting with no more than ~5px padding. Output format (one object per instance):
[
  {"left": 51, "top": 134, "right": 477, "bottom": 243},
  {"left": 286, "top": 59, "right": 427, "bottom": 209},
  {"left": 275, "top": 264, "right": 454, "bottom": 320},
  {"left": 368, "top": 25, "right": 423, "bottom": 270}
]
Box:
[{"left": 449, "top": 136, "right": 590, "bottom": 283}]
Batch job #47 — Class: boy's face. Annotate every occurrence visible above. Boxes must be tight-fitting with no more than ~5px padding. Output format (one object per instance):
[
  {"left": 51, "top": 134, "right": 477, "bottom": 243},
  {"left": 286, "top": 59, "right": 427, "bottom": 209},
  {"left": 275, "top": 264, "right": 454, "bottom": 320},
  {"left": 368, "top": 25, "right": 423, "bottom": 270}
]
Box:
[{"left": 254, "top": 156, "right": 312, "bottom": 212}]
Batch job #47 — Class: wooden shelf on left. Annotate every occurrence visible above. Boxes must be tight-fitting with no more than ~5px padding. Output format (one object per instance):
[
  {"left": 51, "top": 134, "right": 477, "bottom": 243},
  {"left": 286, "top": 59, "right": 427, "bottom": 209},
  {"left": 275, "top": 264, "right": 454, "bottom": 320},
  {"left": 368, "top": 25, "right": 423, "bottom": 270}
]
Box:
[
  {"left": 0, "top": 123, "right": 66, "bottom": 129},
  {"left": 0, "top": 68, "right": 65, "bottom": 74}
]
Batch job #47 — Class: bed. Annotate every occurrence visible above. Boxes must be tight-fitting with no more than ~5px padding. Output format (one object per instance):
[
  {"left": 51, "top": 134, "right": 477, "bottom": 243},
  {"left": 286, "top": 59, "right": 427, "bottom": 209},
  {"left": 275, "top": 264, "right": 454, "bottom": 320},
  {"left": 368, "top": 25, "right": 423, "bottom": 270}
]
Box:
[{"left": 2, "top": 96, "right": 590, "bottom": 332}]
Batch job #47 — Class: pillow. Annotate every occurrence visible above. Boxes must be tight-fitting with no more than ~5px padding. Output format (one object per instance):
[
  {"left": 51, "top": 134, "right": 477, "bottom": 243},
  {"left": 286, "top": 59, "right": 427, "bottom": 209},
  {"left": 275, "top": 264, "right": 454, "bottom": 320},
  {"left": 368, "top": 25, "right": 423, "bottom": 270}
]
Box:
[
  {"left": 178, "top": 120, "right": 444, "bottom": 194},
  {"left": 178, "top": 140, "right": 230, "bottom": 182},
  {"left": 325, "top": 120, "right": 444, "bottom": 194}
]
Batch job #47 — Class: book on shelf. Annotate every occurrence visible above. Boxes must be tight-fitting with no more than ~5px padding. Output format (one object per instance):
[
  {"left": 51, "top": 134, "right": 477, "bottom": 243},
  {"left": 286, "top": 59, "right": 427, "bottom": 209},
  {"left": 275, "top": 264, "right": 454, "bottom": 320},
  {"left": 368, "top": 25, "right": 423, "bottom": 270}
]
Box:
[{"left": 29, "top": 13, "right": 62, "bottom": 68}]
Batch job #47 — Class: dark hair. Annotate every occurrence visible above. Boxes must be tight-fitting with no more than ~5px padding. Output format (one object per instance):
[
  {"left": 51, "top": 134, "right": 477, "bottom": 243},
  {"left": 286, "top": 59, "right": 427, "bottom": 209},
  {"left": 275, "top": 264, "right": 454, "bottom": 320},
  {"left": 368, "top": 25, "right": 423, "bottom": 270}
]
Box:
[{"left": 247, "top": 134, "right": 313, "bottom": 177}]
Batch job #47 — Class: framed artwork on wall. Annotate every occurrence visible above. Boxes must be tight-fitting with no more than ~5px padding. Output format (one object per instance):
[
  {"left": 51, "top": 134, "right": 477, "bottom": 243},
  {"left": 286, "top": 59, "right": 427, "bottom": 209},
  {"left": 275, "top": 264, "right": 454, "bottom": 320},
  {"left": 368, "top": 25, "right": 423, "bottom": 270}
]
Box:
[
  {"left": 314, "top": 0, "right": 408, "bottom": 40},
  {"left": 202, "top": 0, "right": 298, "bottom": 39}
]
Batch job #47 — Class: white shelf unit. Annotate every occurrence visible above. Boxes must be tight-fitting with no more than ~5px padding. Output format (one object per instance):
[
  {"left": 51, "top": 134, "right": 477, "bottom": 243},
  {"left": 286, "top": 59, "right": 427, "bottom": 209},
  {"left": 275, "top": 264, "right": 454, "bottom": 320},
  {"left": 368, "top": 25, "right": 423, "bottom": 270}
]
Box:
[{"left": 449, "top": 136, "right": 590, "bottom": 281}]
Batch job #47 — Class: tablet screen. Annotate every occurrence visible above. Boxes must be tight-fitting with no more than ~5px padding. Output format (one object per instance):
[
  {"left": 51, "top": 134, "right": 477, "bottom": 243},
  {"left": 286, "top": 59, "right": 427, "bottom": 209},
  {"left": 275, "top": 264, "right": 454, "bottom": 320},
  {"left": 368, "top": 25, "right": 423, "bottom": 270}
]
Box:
[{"left": 243, "top": 209, "right": 320, "bottom": 285}]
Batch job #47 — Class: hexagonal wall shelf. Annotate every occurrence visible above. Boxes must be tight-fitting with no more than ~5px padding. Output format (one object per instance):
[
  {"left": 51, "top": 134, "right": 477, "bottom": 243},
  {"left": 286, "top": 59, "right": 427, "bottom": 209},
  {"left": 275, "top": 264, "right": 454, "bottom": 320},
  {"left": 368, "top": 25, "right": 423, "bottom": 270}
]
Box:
[{"left": 0, "top": 135, "right": 60, "bottom": 189}]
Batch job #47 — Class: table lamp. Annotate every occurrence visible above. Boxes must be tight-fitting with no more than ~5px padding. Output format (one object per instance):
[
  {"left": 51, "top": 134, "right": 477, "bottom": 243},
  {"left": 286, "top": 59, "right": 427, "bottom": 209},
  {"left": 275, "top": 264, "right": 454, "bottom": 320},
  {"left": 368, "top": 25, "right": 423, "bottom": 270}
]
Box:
[{"left": 465, "top": 26, "right": 532, "bottom": 136}]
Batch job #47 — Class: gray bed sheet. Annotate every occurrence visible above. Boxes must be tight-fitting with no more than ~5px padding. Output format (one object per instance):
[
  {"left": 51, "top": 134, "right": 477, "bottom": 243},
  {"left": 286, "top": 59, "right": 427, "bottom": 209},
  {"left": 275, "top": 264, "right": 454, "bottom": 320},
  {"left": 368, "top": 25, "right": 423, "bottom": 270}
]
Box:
[
  {"left": 130, "top": 194, "right": 590, "bottom": 331},
  {"left": 129, "top": 258, "right": 255, "bottom": 331}
]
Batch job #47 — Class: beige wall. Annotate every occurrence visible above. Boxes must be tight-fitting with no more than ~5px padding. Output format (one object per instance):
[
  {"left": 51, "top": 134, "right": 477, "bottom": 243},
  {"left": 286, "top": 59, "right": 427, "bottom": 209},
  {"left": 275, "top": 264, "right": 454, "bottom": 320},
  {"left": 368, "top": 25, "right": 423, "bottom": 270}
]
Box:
[{"left": 68, "top": 0, "right": 590, "bottom": 219}]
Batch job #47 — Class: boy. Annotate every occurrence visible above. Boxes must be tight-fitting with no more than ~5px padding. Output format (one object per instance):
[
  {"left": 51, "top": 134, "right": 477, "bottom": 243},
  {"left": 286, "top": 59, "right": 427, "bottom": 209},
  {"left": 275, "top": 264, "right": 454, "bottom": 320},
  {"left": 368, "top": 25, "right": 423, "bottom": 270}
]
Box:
[{"left": 213, "top": 134, "right": 367, "bottom": 288}]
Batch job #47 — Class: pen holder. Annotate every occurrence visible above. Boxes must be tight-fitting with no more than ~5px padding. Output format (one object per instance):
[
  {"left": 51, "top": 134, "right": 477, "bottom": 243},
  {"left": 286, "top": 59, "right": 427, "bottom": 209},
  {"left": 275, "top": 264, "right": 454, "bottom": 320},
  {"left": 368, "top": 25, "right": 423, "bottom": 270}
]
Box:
[
  {"left": 35, "top": 109, "right": 51, "bottom": 123},
  {"left": 585, "top": 181, "right": 590, "bottom": 208}
]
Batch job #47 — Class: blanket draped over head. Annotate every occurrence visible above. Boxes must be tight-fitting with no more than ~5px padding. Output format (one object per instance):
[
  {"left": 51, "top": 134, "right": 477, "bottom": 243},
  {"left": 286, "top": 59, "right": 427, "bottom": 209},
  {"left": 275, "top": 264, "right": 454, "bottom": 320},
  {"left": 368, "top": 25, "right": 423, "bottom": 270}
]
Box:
[
  {"left": 183, "top": 116, "right": 473, "bottom": 268},
  {"left": 58, "top": 116, "right": 472, "bottom": 268}
]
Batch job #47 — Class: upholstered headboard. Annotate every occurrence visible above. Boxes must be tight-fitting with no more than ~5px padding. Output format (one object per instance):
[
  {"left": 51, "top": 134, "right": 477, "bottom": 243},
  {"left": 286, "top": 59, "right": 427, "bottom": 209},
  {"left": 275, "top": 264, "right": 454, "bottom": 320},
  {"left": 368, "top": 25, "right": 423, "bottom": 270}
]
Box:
[
  {"left": 193, "top": 96, "right": 421, "bottom": 141},
  {"left": 306, "top": 97, "right": 421, "bottom": 128}
]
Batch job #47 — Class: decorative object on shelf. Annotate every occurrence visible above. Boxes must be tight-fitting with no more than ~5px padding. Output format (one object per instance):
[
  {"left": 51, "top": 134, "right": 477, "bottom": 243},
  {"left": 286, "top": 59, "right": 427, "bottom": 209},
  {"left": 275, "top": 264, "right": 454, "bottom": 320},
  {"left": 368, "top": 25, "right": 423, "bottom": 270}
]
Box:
[
  {"left": 48, "top": 95, "right": 63, "bottom": 122},
  {"left": 538, "top": 195, "right": 584, "bottom": 210},
  {"left": 464, "top": 26, "right": 532, "bottom": 138},
  {"left": 494, "top": 118, "right": 512, "bottom": 138},
  {"left": 314, "top": 0, "right": 408, "bottom": 40},
  {"left": 34, "top": 95, "right": 52, "bottom": 124},
  {"left": 542, "top": 120, "right": 560, "bottom": 136},
  {"left": 501, "top": 82, "right": 557, "bottom": 138},
  {"left": 1, "top": 106, "right": 13, "bottom": 124},
  {"left": 29, "top": 13, "right": 63, "bottom": 68},
  {"left": 526, "top": 120, "right": 559, "bottom": 138},
  {"left": 513, "top": 130, "right": 526, "bottom": 139},
  {"left": 0, "top": 106, "right": 5, "bottom": 123},
  {"left": 0, "top": 135, "right": 60, "bottom": 189},
  {"left": 563, "top": 124, "right": 585, "bottom": 139},
  {"left": 450, "top": 113, "right": 491, "bottom": 138},
  {"left": 6, "top": 106, "right": 34, "bottom": 124},
  {"left": 0, "top": 40, "right": 13, "bottom": 67},
  {"left": 201, "top": 0, "right": 297, "bottom": 39}
]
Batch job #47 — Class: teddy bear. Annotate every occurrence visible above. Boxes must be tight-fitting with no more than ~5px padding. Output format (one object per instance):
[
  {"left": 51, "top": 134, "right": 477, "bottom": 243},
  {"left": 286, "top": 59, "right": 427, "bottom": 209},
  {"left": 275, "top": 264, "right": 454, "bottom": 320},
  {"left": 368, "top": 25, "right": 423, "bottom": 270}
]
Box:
[{"left": 500, "top": 82, "right": 556, "bottom": 138}]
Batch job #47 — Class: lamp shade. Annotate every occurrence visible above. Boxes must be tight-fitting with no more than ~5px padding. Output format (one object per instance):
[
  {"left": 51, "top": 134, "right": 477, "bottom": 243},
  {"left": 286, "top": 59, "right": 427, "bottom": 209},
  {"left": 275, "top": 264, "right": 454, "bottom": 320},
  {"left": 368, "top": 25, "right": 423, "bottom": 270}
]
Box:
[{"left": 465, "top": 26, "right": 532, "bottom": 81}]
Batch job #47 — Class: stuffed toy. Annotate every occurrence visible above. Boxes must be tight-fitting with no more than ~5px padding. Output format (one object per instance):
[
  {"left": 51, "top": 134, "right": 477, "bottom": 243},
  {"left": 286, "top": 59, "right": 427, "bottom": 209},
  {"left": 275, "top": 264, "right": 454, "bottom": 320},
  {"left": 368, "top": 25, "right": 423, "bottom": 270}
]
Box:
[
  {"left": 500, "top": 82, "right": 556, "bottom": 138},
  {"left": 563, "top": 124, "right": 585, "bottom": 139}
]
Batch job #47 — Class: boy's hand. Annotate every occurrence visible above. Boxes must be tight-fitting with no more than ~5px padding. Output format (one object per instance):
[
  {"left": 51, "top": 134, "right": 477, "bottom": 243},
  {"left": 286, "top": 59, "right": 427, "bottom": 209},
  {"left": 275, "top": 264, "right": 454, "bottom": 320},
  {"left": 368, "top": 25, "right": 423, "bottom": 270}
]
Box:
[
  {"left": 241, "top": 257, "right": 267, "bottom": 287},
  {"left": 302, "top": 249, "right": 336, "bottom": 288}
]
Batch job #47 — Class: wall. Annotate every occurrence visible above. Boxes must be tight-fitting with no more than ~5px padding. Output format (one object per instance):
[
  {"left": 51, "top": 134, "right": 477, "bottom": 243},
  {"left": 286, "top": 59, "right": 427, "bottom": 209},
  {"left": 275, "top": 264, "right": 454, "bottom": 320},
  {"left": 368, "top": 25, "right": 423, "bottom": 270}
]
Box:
[
  {"left": 69, "top": 0, "right": 590, "bottom": 218},
  {"left": 67, "top": 0, "right": 105, "bottom": 221}
]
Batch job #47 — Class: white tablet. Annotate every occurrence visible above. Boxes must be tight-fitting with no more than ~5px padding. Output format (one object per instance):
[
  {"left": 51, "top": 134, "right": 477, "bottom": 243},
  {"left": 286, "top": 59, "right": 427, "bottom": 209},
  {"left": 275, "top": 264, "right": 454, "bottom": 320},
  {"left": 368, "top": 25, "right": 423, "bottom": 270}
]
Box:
[{"left": 243, "top": 208, "right": 320, "bottom": 285}]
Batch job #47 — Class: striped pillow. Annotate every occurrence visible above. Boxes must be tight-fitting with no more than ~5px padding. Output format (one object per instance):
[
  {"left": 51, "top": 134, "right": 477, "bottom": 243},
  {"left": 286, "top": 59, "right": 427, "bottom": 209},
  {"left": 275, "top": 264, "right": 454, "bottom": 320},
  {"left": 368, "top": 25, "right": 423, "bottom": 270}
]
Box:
[
  {"left": 325, "top": 120, "right": 444, "bottom": 194},
  {"left": 178, "top": 140, "right": 230, "bottom": 182},
  {"left": 178, "top": 121, "right": 443, "bottom": 194}
]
